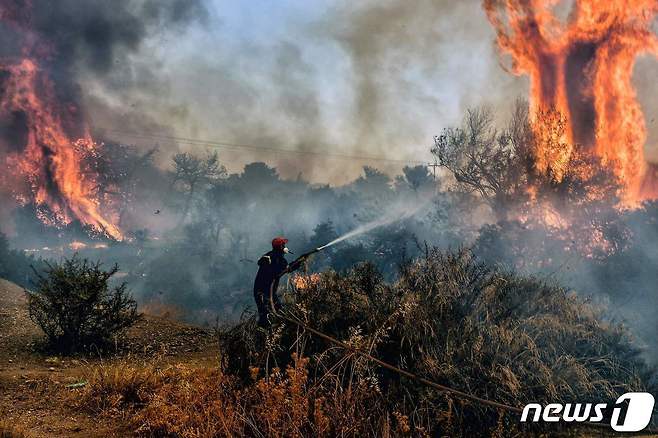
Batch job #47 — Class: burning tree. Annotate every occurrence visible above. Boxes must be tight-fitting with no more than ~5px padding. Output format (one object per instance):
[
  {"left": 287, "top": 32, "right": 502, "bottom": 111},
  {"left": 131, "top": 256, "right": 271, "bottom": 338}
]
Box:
[
  {"left": 432, "top": 103, "right": 534, "bottom": 221},
  {"left": 433, "top": 103, "right": 620, "bottom": 213},
  {"left": 484, "top": 0, "right": 658, "bottom": 204},
  {"left": 0, "top": 2, "right": 123, "bottom": 240},
  {"left": 434, "top": 102, "right": 627, "bottom": 262}
]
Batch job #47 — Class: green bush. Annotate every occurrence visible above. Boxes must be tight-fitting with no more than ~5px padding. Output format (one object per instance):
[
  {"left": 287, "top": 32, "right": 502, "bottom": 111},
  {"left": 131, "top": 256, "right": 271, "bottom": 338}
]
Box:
[{"left": 26, "top": 255, "right": 140, "bottom": 353}]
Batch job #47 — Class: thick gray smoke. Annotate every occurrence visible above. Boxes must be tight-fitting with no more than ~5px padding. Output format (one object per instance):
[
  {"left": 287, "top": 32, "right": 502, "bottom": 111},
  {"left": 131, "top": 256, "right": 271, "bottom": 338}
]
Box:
[
  {"left": 72, "top": 0, "right": 525, "bottom": 183},
  {"left": 2, "top": 1, "right": 653, "bottom": 181},
  {"left": 1, "top": 1, "right": 656, "bottom": 361},
  {"left": 327, "top": 1, "right": 502, "bottom": 156},
  {"left": 0, "top": 0, "right": 206, "bottom": 156}
]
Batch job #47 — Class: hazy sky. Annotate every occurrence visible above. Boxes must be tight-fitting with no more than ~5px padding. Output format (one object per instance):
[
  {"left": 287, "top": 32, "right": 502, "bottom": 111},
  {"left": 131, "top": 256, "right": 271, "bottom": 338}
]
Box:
[{"left": 79, "top": 0, "right": 656, "bottom": 184}]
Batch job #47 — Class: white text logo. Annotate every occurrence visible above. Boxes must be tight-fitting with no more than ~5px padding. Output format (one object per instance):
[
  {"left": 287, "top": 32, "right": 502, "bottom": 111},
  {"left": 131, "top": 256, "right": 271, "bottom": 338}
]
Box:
[{"left": 520, "top": 392, "right": 655, "bottom": 432}]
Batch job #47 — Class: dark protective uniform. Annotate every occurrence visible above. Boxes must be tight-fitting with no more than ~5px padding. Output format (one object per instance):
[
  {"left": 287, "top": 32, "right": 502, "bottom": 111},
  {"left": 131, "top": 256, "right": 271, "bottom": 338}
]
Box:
[{"left": 253, "top": 249, "right": 289, "bottom": 327}]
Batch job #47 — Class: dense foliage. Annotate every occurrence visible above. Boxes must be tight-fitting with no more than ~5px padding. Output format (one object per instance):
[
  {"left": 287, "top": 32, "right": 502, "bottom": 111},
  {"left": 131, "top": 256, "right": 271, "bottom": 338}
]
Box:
[
  {"left": 69, "top": 249, "right": 658, "bottom": 436},
  {"left": 26, "top": 255, "right": 140, "bottom": 352}
]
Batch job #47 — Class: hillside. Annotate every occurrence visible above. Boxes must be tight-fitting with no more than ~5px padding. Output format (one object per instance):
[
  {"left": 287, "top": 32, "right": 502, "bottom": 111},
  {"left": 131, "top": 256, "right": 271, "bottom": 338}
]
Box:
[{"left": 0, "top": 279, "right": 217, "bottom": 437}]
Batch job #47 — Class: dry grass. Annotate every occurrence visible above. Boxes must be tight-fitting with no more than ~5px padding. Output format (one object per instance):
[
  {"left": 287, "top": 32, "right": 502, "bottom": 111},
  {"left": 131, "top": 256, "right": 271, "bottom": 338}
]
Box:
[
  {"left": 0, "top": 420, "right": 27, "bottom": 438},
  {"left": 138, "top": 299, "right": 184, "bottom": 321},
  {"left": 221, "top": 248, "right": 657, "bottom": 435},
  {"left": 74, "top": 248, "right": 656, "bottom": 436},
  {"left": 74, "top": 354, "right": 413, "bottom": 437}
]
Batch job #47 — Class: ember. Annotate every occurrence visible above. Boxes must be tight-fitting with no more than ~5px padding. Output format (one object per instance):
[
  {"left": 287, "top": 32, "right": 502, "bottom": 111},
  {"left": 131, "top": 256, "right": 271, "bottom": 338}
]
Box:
[{"left": 291, "top": 273, "right": 321, "bottom": 290}]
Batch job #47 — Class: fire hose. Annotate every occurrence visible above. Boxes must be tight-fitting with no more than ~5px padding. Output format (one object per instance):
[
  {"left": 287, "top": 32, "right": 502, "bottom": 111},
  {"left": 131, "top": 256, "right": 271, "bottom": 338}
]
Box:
[{"left": 264, "top": 249, "right": 658, "bottom": 434}]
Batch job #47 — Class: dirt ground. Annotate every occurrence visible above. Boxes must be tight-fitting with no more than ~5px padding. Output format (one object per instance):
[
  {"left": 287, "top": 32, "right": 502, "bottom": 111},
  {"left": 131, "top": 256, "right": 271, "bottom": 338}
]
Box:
[{"left": 0, "top": 279, "right": 219, "bottom": 437}]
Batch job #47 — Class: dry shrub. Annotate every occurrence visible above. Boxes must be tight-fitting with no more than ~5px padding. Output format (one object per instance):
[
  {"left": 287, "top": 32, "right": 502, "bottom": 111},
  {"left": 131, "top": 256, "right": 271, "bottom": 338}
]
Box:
[
  {"left": 139, "top": 298, "right": 184, "bottom": 321},
  {"left": 0, "top": 420, "right": 27, "bottom": 438},
  {"left": 26, "top": 255, "right": 140, "bottom": 353},
  {"left": 76, "top": 248, "right": 656, "bottom": 436},
  {"left": 79, "top": 360, "right": 166, "bottom": 416},
  {"left": 221, "top": 248, "right": 657, "bottom": 435}
]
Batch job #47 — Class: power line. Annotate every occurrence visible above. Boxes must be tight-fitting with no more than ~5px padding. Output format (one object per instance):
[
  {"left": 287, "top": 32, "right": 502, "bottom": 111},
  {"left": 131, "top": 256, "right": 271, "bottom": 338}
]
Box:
[{"left": 99, "top": 128, "right": 429, "bottom": 166}]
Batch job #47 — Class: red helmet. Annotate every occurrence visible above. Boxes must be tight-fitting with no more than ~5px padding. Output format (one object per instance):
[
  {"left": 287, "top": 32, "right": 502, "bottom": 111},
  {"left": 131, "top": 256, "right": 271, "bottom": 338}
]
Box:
[{"left": 271, "top": 237, "right": 288, "bottom": 249}]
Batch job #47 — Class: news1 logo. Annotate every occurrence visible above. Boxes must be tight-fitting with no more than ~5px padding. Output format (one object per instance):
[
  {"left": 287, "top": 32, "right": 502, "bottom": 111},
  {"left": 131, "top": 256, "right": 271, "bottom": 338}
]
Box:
[{"left": 520, "top": 392, "right": 655, "bottom": 432}]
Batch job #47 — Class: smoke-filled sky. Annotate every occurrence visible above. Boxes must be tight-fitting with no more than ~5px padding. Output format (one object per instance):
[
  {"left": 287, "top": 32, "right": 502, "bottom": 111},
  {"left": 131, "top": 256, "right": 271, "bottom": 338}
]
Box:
[
  {"left": 76, "top": 0, "right": 525, "bottom": 183},
  {"left": 16, "top": 0, "right": 658, "bottom": 184}
]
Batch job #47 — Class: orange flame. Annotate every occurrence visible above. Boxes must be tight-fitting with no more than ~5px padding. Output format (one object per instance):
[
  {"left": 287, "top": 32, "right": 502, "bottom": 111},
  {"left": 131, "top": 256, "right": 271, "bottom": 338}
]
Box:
[
  {"left": 292, "top": 274, "right": 321, "bottom": 290},
  {"left": 0, "top": 3, "right": 122, "bottom": 239},
  {"left": 484, "top": 0, "right": 658, "bottom": 204},
  {"left": 1, "top": 58, "right": 122, "bottom": 239}
]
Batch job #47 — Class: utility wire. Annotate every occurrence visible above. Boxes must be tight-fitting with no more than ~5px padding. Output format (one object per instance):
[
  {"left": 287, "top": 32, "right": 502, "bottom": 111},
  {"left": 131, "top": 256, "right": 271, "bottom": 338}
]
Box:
[{"left": 99, "top": 128, "right": 430, "bottom": 166}]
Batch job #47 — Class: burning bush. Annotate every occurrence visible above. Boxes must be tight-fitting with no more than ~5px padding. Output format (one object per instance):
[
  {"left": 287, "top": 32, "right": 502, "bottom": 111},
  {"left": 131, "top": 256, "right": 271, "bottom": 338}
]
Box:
[
  {"left": 220, "top": 248, "right": 656, "bottom": 435},
  {"left": 432, "top": 103, "right": 621, "bottom": 226},
  {"left": 26, "top": 255, "right": 140, "bottom": 353}
]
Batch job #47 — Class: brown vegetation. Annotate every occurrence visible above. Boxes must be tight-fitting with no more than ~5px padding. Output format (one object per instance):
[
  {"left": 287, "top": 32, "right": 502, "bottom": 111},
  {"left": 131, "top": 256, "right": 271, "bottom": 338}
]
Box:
[
  {"left": 75, "top": 354, "right": 399, "bottom": 437},
  {"left": 72, "top": 248, "right": 656, "bottom": 436},
  {"left": 0, "top": 420, "right": 27, "bottom": 438},
  {"left": 0, "top": 278, "right": 215, "bottom": 437}
]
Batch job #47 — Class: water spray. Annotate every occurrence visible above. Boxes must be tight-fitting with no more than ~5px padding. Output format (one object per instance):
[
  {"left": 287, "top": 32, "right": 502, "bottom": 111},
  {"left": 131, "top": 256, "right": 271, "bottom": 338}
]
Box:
[{"left": 286, "top": 197, "right": 431, "bottom": 271}]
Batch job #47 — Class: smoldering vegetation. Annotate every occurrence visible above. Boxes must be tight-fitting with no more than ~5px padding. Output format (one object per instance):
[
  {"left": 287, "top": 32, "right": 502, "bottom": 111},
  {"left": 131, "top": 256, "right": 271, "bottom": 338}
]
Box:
[
  {"left": 77, "top": 250, "right": 657, "bottom": 436},
  {"left": 2, "top": 103, "right": 658, "bottom": 434},
  {"left": 2, "top": 103, "right": 658, "bottom": 368}
]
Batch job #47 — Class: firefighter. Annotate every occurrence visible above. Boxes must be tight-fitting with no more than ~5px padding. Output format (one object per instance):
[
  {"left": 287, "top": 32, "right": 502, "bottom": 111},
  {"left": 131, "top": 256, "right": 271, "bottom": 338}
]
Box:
[{"left": 253, "top": 237, "right": 300, "bottom": 327}]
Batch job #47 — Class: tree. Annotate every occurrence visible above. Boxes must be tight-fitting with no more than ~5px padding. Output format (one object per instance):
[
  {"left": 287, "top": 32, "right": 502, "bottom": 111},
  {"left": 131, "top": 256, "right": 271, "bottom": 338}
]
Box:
[
  {"left": 432, "top": 104, "right": 532, "bottom": 221},
  {"left": 432, "top": 102, "right": 621, "bottom": 225},
  {"left": 239, "top": 162, "right": 280, "bottom": 187},
  {"left": 172, "top": 151, "right": 226, "bottom": 221},
  {"left": 353, "top": 166, "right": 392, "bottom": 194},
  {"left": 395, "top": 164, "right": 435, "bottom": 195},
  {"left": 309, "top": 221, "right": 338, "bottom": 249},
  {"left": 26, "top": 255, "right": 140, "bottom": 353},
  {"left": 399, "top": 165, "right": 434, "bottom": 194}
]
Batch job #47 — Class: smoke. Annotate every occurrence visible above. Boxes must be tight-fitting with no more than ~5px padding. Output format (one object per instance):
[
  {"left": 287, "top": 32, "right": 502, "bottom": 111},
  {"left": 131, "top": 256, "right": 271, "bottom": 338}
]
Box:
[
  {"left": 3, "top": 0, "right": 654, "bottom": 184},
  {"left": 1, "top": 0, "right": 205, "bottom": 105},
  {"left": 327, "top": 1, "right": 494, "bottom": 154},
  {"left": 0, "top": 0, "right": 209, "bottom": 234},
  {"left": 317, "top": 195, "right": 432, "bottom": 250},
  {"left": 0, "top": 0, "right": 529, "bottom": 184},
  {"left": 0, "top": 0, "right": 207, "bottom": 158},
  {"left": 65, "top": 0, "right": 523, "bottom": 183}
]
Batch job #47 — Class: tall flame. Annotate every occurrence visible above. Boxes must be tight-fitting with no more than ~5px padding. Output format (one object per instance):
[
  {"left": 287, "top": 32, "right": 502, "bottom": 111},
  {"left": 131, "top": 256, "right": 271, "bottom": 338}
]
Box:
[
  {"left": 0, "top": 3, "right": 122, "bottom": 239},
  {"left": 484, "top": 0, "right": 658, "bottom": 203}
]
